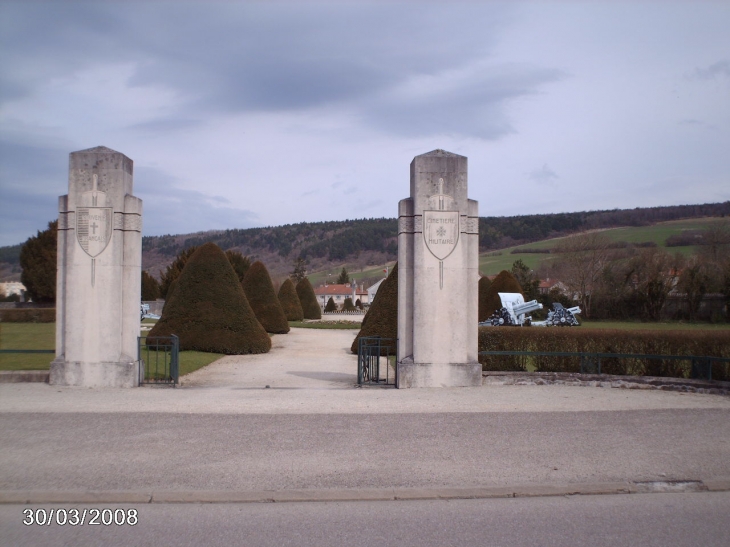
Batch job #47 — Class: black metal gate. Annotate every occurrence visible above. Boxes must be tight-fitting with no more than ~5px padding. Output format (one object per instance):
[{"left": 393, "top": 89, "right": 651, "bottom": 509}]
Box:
[
  {"left": 357, "top": 336, "right": 397, "bottom": 386},
  {"left": 138, "top": 335, "right": 179, "bottom": 386}
]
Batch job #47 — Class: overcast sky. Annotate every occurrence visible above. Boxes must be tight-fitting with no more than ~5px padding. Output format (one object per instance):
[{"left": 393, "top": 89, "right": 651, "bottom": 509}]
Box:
[{"left": 1, "top": 0, "right": 728, "bottom": 247}]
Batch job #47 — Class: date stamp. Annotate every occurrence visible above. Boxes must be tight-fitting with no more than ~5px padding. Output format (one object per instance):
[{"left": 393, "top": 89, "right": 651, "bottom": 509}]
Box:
[{"left": 22, "top": 508, "right": 138, "bottom": 526}]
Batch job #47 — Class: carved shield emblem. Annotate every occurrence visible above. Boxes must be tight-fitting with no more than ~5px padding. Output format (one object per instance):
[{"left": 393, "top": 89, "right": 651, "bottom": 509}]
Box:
[
  {"left": 76, "top": 207, "right": 112, "bottom": 258},
  {"left": 423, "top": 210, "right": 459, "bottom": 260}
]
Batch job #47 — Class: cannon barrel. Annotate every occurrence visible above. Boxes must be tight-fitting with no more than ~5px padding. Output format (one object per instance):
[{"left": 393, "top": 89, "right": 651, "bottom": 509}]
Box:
[
  {"left": 566, "top": 306, "right": 581, "bottom": 315},
  {"left": 512, "top": 300, "right": 543, "bottom": 316}
]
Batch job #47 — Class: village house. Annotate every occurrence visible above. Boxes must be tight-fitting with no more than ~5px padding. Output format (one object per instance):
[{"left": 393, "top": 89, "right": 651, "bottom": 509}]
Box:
[{"left": 313, "top": 283, "right": 369, "bottom": 310}]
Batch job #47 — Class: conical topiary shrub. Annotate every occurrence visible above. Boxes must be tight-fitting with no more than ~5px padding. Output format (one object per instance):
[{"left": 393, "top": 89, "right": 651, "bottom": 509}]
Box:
[
  {"left": 482, "top": 270, "right": 523, "bottom": 318},
  {"left": 242, "top": 261, "right": 290, "bottom": 334},
  {"left": 296, "top": 278, "right": 322, "bottom": 319},
  {"left": 351, "top": 263, "right": 398, "bottom": 353},
  {"left": 325, "top": 297, "right": 337, "bottom": 312},
  {"left": 149, "top": 243, "right": 271, "bottom": 354},
  {"left": 278, "top": 278, "right": 304, "bottom": 321},
  {"left": 343, "top": 297, "right": 356, "bottom": 311},
  {"left": 478, "top": 275, "right": 493, "bottom": 322}
]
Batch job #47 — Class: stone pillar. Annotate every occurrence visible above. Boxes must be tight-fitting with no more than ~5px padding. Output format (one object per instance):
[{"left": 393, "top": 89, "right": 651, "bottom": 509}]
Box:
[
  {"left": 50, "top": 146, "right": 143, "bottom": 387},
  {"left": 397, "top": 149, "right": 480, "bottom": 388}
]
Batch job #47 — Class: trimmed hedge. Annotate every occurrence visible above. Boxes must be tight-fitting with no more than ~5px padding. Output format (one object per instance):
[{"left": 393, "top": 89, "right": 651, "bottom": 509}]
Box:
[
  {"left": 351, "top": 263, "right": 398, "bottom": 354},
  {"left": 242, "top": 261, "right": 290, "bottom": 334},
  {"left": 325, "top": 297, "right": 337, "bottom": 312},
  {"left": 278, "top": 278, "right": 304, "bottom": 321},
  {"left": 149, "top": 243, "right": 271, "bottom": 354},
  {"left": 478, "top": 327, "right": 730, "bottom": 381},
  {"left": 482, "top": 270, "right": 523, "bottom": 320},
  {"left": 0, "top": 308, "right": 56, "bottom": 323},
  {"left": 478, "top": 276, "right": 493, "bottom": 322},
  {"left": 296, "top": 278, "right": 322, "bottom": 319}
]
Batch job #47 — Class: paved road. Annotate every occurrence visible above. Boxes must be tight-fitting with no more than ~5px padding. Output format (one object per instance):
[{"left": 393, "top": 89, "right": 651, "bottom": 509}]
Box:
[
  {"left": 2, "top": 409, "right": 729, "bottom": 492},
  {"left": 3, "top": 492, "right": 729, "bottom": 547}
]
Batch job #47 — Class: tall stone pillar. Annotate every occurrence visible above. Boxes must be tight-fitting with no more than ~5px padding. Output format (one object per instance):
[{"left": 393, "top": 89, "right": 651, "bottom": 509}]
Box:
[
  {"left": 397, "top": 150, "right": 480, "bottom": 388},
  {"left": 50, "top": 146, "right": 143, "bottom": 387}
]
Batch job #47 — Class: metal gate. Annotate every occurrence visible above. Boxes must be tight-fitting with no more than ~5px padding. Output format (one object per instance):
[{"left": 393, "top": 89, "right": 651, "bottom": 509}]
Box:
[
  {"left": 138, "top": 335, "right": 179, "bottom": 386},
  {"left": 357, "top": 336, "right": 397, "bottom": 386}
]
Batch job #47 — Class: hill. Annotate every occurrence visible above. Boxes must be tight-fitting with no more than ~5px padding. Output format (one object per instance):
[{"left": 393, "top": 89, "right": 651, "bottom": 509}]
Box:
[{"left": 1, "top": 202, "right": 728, "bottom": 284}]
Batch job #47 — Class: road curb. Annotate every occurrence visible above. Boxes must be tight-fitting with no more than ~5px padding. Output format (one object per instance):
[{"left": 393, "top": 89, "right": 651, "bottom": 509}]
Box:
[
  {"left": 0, "top": 370, "right": 49, "bottom": 383},
  {"left": 2, "top": 479, "right": 728, "bottom": 504}
]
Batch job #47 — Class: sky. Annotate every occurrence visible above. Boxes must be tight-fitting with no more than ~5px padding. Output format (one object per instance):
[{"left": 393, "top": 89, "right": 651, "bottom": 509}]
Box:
[{"left": 1, "top": 0, "right": 728, "bottom": 247}]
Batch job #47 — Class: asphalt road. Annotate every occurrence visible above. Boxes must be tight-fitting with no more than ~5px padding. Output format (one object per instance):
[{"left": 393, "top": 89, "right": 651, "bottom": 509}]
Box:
[
  {"left": 2, "top": 492, "right": 729, "bottom": 547},
  {"left": 2, "top": 409, "right": 729, "bottom": 492}
]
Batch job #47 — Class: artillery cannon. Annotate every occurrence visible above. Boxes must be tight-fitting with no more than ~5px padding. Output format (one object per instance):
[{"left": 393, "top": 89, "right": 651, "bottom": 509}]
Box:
[
  {"left": 140, "top": 303, "right": 161, "bottom": 321},
  {"left": 481, "top": 293, "right": 543, "bottom": 327},
  {"left": 542, "top": 302, "right": 581, "bottom": 327}
]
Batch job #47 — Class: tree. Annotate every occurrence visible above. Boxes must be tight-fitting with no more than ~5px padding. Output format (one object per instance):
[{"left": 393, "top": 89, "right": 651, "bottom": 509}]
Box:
[
  {"left": 678, "top": 256, "right": 710, "bottom": 321},
  {"left": 482, "top": 270, "right": 523, "bottom": 319},
  {"left": 242, "top": 261, "right": 290, "bottom": 334},
  {"left": 325, "top": 297, "right": 337, "bottom": 312},
  {"left": 478, "top": 276, "right": 493, "bottom": 322},
  {"left": 277, "top": 278, "right": 304, "bottom": 321},
  {"left": 141, "top": 270, "right": 160, "bottom": 301},
  {"left": 291, "top": 257, "right": 308, "bottom": 283},
  {"left": 355, "top": 298, "right": 363, "bottom": 310},
  {"left": 225, "top": 250, "right": 251, "bottom": 283},
  {"left": 337, "top": 267, "right": 350, "bottom": 284},
  {"left": 20, "top": 220, "right": 58, "bottom": 303},
  {"left": 343, "top": 297, "right": 356, "bottom": 311},
  {"left": 351, "top": 263, "right": 398, "bottom": 353},
  {"left": 149, "top": 243, "right": 271, "bottom": 354},
  {"left": 296, "top": 277, "right": 322, "bottom": 319},
  {"left": 159, "top": 246, "right": 198, "bottom": 299},
  {"left": 624, "top": 248, "right": 679, "bottom": 321},
  {"left": 553, "top": 232, "right": 612, "bottom": 319},
  {"left": 511, "top": 259, "right": 540, "bottom": 301}
]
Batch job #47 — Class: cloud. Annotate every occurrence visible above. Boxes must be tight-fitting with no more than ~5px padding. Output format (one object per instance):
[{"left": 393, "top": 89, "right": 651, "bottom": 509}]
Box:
[
  {"left": 691, "top": 60, "right": 730, "bottom": 80},
  {"left": 528, "top": 164, "right": 559, "bottom": 184}
]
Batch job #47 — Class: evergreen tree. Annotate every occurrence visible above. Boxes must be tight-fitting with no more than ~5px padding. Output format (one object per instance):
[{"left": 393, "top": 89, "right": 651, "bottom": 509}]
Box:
[
  {"left": 355, "top": 298, "right": 362, "bottom": 310},
  {"left": 343, "top": 297, "right": 356, "bottom": 311},
  {"left": 511, "top": 259, "right": 540, "bottom": 301},
  {"left": 478, "top": 276, "right": 493, "bottom": 322},
  {"left": 337, "top": 267, "right": 350, "bottom": 284},
  {"left": 226, "top": 250, "right": 251, "bottom": 283},
  {"left": 291, "top": 257, "right": 308, "bottom": 283},
  {"left": 351, "top": 263, "right": 398, "bottom": 353},
  {"left": 242, "top": 261, "right": 290, "bottom": 334},
  {"left": 483, "top": 270, "right": 523, "bottom": 318},
  {"left": 159, "top": 246, "right": 198, "bottom": 298},
  {"left": 149, "top": 243, "right": 271, "bottom": 354},
  {"left": 19, "top": 220, "right": 57, "bottom": 303},
  {"left": 325, "top": 296, "right": 337, "bottom": 312},
  {"left": 141, "top": 270, "right": 160, "bottom": 300},
  {"left": 296, "top": 277, "right": 322, "bottom": 319},
  {"left": 277, "top": 278, "right": 304, "bottom": 321}
]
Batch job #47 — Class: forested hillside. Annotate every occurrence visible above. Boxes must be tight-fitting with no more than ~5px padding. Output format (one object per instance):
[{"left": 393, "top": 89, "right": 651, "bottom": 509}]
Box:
[{"left": 1, "top": 202, "right": 728, "bottom": 282}]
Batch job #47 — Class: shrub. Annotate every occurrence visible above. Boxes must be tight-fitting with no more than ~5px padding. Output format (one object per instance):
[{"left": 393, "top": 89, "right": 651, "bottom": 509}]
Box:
[
  {"left": 149, "top": 243, "right": 271, "bottom": 354},
  {"left": 141, "top": 270, "right": 160, "bottom": 301},
  {"left": 242, "top": 261, "right": 290, "bottom": 334},
  {"left": 482, "top": 270, "right": 523, "bottom": 319},
  {"left": 355, "top": 298, "right": 362, "bottom": 309},
  {"left": 296, "top": 278, "right": 322, "bottom": 319},
  {"left": 0, "top": 308, "right": 55, "bottom": 322},
  {"left": 277, "top": 278, "right": 304, "bottom": 321},
  {"left": 478, "top": 327, "right": 730, "bottom": 381},
  {"left": 324, "top": 297, "right": 337, "bottom": 312},
  {"left": 343, "top": 297, "right": 356, "bottom": 311},
  {"left": 478, "top": 276, "right": 492, "bottom": 322},
  {"left": 20, "top": 220, "right": 57, "bottom": 303},
  {"left": 351, "top": 263, "right": 398, "bottom": 353}
]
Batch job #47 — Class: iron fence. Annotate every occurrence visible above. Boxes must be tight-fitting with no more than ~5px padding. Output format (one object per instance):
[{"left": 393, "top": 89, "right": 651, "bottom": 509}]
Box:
[
  {"left": 138, "top": 335, "right": 179, "bottom": 386},
  {"left": 357, "top": 336, "right": 397, "bottom": 386},
  {"left": 478, "top": 350, "right": 730, "bottom": 381}
]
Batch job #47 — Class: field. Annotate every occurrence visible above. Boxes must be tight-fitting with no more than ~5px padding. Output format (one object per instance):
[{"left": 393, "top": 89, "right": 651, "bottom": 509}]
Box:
[
  {"left": 307, "top": 263, "right": 394, "bottom": 287},
  {"left": 477, "top": 216, "right": 726, "bottom": 276},
  {"left": 0, "top": 323, "right": 223, "bottom": 374}
]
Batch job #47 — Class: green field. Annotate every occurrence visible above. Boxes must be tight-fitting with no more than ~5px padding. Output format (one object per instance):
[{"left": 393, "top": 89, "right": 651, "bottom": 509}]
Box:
[
  {"left": 308, "top": 263, "right": 394, "bottom": 287},
  {"left": 478, "top": 217, "right": 726, "bottom": 276},
  {"left": 0, "top": 323, "right": 223, "bottom": 374}
]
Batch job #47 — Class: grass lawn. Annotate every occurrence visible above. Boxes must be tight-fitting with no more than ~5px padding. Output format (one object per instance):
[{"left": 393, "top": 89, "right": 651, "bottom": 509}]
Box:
[
  {"left": 0, "top": 323, "right": 224, "bottom": 374},
  {"left": 579, "top": 320, "right": 730, "bottom": 331},
  {"left": 290, "top": 320, "right": 361, "bottom": 329}
]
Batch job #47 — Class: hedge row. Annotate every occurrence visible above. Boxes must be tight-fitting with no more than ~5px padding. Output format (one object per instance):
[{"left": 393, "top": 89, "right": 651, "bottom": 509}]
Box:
[
  {"left": 0, "top": 308, "right": 55, "bottom": 322},
  {"left": 478, "top": 327, "right": 730, "bottom": 381}
]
